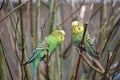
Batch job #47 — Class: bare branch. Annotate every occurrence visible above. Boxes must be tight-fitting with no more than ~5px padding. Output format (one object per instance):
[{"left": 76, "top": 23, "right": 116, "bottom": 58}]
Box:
[{"left": 0, "top": 0, "right": 30, "bottom": 22}]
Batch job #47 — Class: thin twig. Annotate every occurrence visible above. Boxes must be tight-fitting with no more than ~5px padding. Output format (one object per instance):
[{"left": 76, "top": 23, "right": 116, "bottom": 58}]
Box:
[
  {"left": 35, "top": 0, "right": 41, "bottom": 45},
  {"left": 36, "top": 0, "right": 41, "bottom": 78},
  {"left": 19, "top": 0, "right": 25, "bottom": 80},
  {"left": 89, "top": 6, "right": 101, "bottom": 20},
  {"left": 30, "top": 0, "right": 33, "bottom": 37},
  {"left": 0, "top": 0, "right": 30, "bottom": 22},
  {"left": 59, "top": 0, "right": 85, "bottom": 26},
  {"left": 60, "top": 45, "right": 63, "bottom": 80},
  {"left": 0, "top": 28, "right": 4, "bottom": 35},
  {"left": 48, "top": 0, "right": 57, "bottom": 34},
  {"left": 14, "top": 17, "right": 21, "bottom": 61},
  {"left": 7, "top": 0, "right": 19, "bottom": 34},
  {"left": 0, "top": 38, "right": 13, "bottom": 80},
  {"left": 40, "top": 18, "right": 50, "bottom": 79},
  {"left": 29, "top": 0, "right": 35, "bottom": 51},
  {"left": 74, "top": 23, "right": 87, "bottom": 80},
  {"left": 93, "top": 2, "right": 120, "bottom": 37},
  {"left": 45, "top": 39, "right": 50, "bottom": 80},
  {"left": 92, "top": 58, "right": 105, "bottom": 72},
  {"left": 109, "top": 38, "right": 120, "bottom": 76},
  {"left": 109, "top": 38, "right": 120, "bottom": 67},
  {"left": 76, "top": 49, "right": 104, "bottom": 74},
  {"left": 101, "top": 17, "right": 120, "bottom": 57},
  {"left": 0, "top": 0, "right": 5, "bottom": 11},
  {"left": 97, "top": 1, "right": 103, "bottom": 55},
  {"left": 41, "top": 12, "right": 50, "bottom": 39},
  {"left": 62, "top": 42, "right": 72, "bottom": 59},
  {"left": 102, "top": 54, "right": 111, "bottom": 80}
]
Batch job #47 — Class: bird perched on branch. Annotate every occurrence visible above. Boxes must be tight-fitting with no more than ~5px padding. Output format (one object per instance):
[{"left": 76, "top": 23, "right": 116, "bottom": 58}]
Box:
[
  {"left": 24, "top": 30, "right": 65, "bottom": 80},
  {"left": 71, "top": 21, "right": 99, "bottom": 59}
]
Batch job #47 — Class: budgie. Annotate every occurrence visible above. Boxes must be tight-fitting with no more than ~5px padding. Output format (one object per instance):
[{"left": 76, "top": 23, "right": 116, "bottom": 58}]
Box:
[
  {"left": 71, "top": 21, "right": 99, "bottom": 59},
  {"left": 25, "top": 30, "right": 65, "bottom": 80}
]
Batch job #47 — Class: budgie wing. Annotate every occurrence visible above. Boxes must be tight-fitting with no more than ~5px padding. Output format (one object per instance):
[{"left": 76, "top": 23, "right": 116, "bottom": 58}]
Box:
[
  {"left": 85, "top": 33, "right": 100, "bottom": 59},
  {"left": 85, "top": 33, "right": 96, "bottom": 53},
  {"left": 24, "top": 39, "right": 48, "bottom": 64}
]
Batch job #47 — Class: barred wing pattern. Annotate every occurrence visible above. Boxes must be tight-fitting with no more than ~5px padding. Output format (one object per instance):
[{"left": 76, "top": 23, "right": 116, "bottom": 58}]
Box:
[{"left": 24, "top": 39, "right": 48, "bottom": 64}]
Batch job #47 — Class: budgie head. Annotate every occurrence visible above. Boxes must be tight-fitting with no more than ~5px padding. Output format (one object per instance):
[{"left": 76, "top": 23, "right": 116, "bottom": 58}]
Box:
[
  {"left": 72, "top": 21, "right": 84, "bottom": 34},
  {"left": 52, "top": 30, "right": 65, "bottom": 42}
]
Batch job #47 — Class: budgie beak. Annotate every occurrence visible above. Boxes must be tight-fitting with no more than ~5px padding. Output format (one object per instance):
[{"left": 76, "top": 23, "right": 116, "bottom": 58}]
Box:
[
  {"left": 72, "top": 21, "right": 80, "bottom": 34},
  {"left": 72, "top": 27, "right": 79, "bottom": 34},
  {"left": 72, "top": 28, "right": 75, "bottom": 33}
]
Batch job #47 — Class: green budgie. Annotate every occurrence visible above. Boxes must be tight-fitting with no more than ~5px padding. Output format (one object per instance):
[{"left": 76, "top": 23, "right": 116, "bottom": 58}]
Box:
[
  {"left": 25, "top": 30, "right": 65, "bottom": 80},
  {"left": 71, "top": 21, "right": 99, "bottom": 59}
]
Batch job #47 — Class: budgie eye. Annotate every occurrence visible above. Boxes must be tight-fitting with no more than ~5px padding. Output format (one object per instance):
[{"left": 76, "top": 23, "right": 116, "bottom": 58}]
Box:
[
  {"left": 78, "top": 27, "right": 80, "bottom": 30},
  {"left": 60, "top": 36, "right": 64, "bottom": 42},
  {"left": 61, "top": 36, "right": 63, "bottom": 39}
]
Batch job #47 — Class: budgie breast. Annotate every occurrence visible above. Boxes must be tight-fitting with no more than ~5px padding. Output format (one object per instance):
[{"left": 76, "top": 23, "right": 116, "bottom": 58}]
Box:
[
  {"left": 72, "top": 32, "right": 83, "bottom": 47},
  {"left": 47, "top": 35, "right": 60, "bottom": 55}
]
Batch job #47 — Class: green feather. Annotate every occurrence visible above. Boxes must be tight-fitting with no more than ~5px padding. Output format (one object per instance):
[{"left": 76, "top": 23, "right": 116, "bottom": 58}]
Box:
[
  {"left": 72, "top": 21, "right": 99, "bottom": 59},
  {"left": 25, "top": 30, "right": 65, "bottom": 80}
]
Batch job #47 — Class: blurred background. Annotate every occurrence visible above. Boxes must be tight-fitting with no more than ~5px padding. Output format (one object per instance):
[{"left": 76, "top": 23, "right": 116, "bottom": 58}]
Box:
[{"left": 0, "top": 0, "right": 120, "bottom": 80}]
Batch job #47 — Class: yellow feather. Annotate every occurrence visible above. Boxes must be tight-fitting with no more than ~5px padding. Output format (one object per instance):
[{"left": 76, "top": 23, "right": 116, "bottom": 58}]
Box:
[
  {"left": 52, "top": 30, "right": 65, "bottom": 42},
  {"left": 72, "top": 21, "right": 84, "bottom": 34}
]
